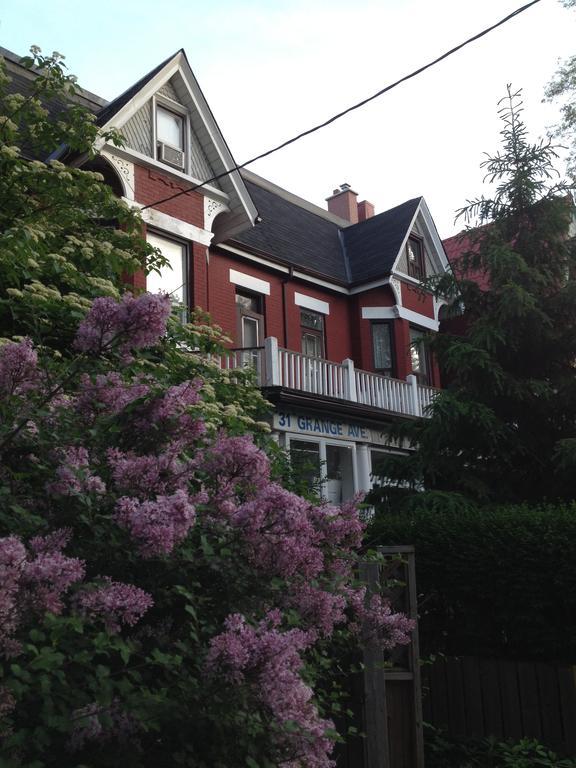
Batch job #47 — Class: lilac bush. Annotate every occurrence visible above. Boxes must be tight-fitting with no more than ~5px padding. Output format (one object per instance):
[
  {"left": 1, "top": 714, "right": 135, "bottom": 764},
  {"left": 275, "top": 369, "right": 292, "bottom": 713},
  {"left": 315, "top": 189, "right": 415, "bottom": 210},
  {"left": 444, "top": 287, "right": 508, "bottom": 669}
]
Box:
[{"left": 0, "top": 290, "right": 414, "bottom": 767}]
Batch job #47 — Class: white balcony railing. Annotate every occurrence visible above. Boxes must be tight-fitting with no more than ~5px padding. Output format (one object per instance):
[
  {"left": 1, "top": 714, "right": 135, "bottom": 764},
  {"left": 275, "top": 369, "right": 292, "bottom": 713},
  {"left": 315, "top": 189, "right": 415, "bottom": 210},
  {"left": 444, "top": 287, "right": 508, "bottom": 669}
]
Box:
[{"left": 219, "top": 337, "right": 438, "bottom": 418}]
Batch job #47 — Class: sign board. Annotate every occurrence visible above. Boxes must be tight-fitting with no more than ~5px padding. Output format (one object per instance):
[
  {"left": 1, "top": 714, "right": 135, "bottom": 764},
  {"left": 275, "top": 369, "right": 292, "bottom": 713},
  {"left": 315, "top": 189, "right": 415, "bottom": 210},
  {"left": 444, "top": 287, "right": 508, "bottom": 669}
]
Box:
[{"left": 273, "top": 410, "right": 398, "bottom": 447}]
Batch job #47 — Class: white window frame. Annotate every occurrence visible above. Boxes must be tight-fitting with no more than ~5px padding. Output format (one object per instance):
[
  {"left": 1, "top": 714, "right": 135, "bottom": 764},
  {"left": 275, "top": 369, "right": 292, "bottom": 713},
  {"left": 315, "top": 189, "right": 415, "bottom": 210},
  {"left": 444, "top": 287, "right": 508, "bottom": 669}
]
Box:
[
  {"left": 152, "top": 94, "right": 190, "bottom": 174},
  {"left": 286, "top": 434, "right": 358, "bottom": 501}
]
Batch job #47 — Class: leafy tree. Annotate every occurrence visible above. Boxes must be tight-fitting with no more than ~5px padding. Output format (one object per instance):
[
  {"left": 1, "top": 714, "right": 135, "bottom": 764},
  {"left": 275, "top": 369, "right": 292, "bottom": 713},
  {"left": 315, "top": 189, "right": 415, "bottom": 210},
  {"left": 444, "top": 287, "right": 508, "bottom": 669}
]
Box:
[
  {"left": 0, "top": 50, "right": 414, "bottom": 767},
  {"left": 370, "top": 87, "right": 576, "bottom": 508},
  {"left": 545, "top": 0, "right": 576, "bottom": 182}
]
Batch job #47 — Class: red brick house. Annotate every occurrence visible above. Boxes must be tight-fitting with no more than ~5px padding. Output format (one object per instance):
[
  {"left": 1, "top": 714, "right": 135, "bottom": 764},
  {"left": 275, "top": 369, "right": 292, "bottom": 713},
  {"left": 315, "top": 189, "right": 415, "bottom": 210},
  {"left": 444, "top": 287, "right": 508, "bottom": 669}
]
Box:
[{"left": 4, "top": 47, "right": 452, "bottom": 503}]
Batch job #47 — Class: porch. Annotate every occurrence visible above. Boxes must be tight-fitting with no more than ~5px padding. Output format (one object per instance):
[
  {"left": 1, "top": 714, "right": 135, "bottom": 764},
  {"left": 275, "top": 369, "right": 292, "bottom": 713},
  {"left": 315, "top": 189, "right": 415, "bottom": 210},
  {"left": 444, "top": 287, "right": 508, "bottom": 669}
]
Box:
[{"left": 220, "top": 337, "right": 438, "bottom": 419}]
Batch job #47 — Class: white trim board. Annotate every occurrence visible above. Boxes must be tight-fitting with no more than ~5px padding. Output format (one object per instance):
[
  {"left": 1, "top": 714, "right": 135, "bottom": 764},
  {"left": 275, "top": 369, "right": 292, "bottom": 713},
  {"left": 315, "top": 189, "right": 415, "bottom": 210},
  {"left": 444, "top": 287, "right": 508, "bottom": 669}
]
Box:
[
  {"left": 229, "top": 269, "right": 271, "bottom": 295},
  {"left": 294, "top": 292, "right": 330, "bottom": 315},
  {"left": 361, "top": 306, "right": 438, "bottom": 331}
]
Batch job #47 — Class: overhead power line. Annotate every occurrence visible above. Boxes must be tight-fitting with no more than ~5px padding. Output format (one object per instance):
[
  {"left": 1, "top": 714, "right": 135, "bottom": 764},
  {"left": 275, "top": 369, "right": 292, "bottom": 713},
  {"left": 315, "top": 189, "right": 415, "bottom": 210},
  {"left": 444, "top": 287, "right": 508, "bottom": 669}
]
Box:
[{"left": 140, "top": 0, "right": 542, "bottom": 213}]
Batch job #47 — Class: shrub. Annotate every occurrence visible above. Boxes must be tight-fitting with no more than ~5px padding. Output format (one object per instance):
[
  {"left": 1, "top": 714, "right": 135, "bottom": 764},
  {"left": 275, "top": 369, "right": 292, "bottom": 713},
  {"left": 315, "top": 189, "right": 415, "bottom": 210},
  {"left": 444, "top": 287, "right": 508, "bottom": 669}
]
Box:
[{"left": 367, "top": 503, "right": 576, "bottom": 660}]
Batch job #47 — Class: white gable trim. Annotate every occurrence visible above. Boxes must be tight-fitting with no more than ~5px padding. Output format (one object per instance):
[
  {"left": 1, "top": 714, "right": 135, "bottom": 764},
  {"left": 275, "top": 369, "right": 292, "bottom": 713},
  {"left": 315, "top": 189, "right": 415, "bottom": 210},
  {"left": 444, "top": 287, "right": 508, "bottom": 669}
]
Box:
[
  {"left": 230, "top": 269, "right": 271, "bottom": 295},
  {"left": 128, "top": 199, "right": 213, "bottom": 246},
  {"left": 389, "top": 197, "right": 451, "bottom": 278},
  {"left": 294, "top": 293, "right": 330, "bottom": 315}
]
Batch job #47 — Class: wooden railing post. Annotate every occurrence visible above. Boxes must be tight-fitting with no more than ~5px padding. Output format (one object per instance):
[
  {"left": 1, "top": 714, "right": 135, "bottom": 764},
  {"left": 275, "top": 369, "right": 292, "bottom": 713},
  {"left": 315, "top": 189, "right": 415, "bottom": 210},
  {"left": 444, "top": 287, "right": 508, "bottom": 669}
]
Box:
[
  {"left": 264, "top": 337, "right": 280, "bottom": 386},
  {"left": 406, "top": 374, "right": 421, "bottom": 417},
  {"left": 343, "top": 358, "right": 358, "bottom": 402}
]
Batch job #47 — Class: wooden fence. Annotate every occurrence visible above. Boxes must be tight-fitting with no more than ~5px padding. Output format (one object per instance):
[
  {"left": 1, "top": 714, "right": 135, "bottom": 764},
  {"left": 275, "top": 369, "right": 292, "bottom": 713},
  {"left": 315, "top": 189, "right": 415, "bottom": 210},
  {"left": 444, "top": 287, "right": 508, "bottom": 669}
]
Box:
[
  {"left": 421, "top": 655, "right": 576, "bottom": 757},
  {"left": 336, "top": 547, "right": 424, "bottom": 768}
]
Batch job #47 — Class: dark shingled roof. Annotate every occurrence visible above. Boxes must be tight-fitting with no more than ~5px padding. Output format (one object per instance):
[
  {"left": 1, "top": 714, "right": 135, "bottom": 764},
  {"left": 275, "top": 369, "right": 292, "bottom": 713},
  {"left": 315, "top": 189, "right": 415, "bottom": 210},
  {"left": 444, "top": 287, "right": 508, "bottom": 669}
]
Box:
[
  {"left": 232, "top": 179, "right": 349, "bottom": 282},
  {"left": 232, "top": 182, "right": 422, "bottom": 286},
  {"left": 342, "top": 197, "right": 421, "bottom": 284},
  {"left": 94, "top": 51, "right": 180, "bottom": 127}
]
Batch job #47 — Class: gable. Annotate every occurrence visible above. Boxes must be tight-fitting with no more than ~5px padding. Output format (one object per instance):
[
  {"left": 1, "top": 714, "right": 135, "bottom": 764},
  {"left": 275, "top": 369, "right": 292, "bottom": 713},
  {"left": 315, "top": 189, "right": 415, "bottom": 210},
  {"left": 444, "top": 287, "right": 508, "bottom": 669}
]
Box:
[
  {"left": 392, "top": 198, "right": 450, "bottom": 281},
  {"left": 94, "top": 50, "right": 257, "bottom": 241}
]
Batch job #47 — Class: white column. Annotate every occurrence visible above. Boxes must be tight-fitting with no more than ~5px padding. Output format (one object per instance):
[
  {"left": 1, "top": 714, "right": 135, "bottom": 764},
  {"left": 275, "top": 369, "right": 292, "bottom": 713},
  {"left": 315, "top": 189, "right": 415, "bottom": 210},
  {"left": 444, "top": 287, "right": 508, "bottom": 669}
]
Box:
[
  {"left": 356, "top": 444, "right": 372, "bottom": 493},
  {"left": 343, "top": 358, "right": 358, "bottom": 402},
  {"left": 406, "top": 374, "right": 421, "bottom": 417},
  {"left": 264, "top": 337, "right": 280, "bottom": 386}
]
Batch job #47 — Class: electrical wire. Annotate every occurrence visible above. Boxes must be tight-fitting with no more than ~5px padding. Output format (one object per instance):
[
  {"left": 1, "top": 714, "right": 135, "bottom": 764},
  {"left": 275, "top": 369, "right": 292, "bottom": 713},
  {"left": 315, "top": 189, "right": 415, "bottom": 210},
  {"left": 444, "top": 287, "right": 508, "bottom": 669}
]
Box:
[{"left": 140, "top": 0, "right": 542, "bottom": 213}]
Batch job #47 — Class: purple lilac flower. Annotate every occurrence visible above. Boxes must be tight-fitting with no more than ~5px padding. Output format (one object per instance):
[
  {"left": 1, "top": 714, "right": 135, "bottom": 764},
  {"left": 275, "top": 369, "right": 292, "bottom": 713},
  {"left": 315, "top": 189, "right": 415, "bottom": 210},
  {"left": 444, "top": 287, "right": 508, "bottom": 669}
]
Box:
[
  {"left": 75, "top": 578, "right": 153, "bottom": 633},
  {"left": 115, "top": 489, "right": 196, "bottom": 557},
  {"left": 107, "top": 446, "right": 189, "bottom": 496},
  {"left": 0, "top": 533, "right": 85, "bottom": 657},
  {"left": 46, "top": 446, "right": 106, "bottom": 496},
  {"left": 0, "top": 338, "right": 38, "bottom": 396},
  {"left": 206, "top": 611, "right": 336, "bottom": 768},
  {"left": 73, "top": 292, "right": 172, "bottom": 354},
  {"left": 77, "top": 372, "right": 150, "bottom": 418}
]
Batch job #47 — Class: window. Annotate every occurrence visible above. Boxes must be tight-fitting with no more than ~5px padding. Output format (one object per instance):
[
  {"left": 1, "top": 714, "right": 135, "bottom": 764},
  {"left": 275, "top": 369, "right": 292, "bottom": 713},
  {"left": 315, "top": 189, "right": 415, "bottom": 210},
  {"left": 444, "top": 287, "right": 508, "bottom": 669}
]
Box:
[
  {"left": 371, "top": 322, "right": 394, "bottom": 376},
  {"left": 236, "top": 289, "right": 264, "bottom": 366},
  {"left": 406, "top": 236, "right": 425, "bottom": 280},
  {"left": 290, "top": 440, "right": 321, "bottom": 492},
  {"left": 156, "top": 105, "right": 184, "bottom": 149},
  {"left": 301, "top": 309, "right": 325, "bottom": 358},
  {"left": 409, "top": 326, "right": 430, "bottom": 384},
  {"left": 146, "top": 232, "right": 188, "bottom": 311}
]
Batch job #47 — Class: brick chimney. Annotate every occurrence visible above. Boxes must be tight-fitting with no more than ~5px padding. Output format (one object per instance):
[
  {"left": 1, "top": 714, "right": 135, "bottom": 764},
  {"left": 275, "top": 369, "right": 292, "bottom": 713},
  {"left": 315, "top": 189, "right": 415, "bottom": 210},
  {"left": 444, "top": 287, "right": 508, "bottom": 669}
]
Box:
[
  {"left": 357, "top": 200, "right": 375, "bottom": 221},
  {"left": 326, "top": 183, "right": 358, "bottom": 223}
]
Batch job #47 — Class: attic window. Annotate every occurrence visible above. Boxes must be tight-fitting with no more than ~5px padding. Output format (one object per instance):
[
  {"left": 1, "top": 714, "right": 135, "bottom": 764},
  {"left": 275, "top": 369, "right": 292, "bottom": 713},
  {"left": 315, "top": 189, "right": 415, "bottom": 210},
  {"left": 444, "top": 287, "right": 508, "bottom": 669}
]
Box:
[
  {"left": 156, "top": 105, "right": 186, "bottom": 170},
  {"left": 157, "top": 106, "right": 183, "bottom": 149},
  {"left": 406, "top": 236, "right": 425, "bottom": 280}
]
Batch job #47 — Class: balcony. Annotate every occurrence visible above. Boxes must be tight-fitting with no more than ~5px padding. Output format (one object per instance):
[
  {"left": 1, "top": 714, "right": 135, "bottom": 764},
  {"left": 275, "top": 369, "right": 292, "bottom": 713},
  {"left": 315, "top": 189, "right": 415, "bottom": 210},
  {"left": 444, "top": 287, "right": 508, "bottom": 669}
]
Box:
[{"left": 219, "top": 337, "right": 438, "bottom": 419}]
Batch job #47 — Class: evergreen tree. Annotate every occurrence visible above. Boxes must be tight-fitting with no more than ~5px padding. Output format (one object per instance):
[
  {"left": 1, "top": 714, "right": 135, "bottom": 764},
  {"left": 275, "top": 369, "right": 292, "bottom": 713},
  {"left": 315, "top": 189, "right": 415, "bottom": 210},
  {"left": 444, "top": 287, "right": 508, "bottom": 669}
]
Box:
[{"left": 371, "top": 87, "right": 576, "bottom": 508}]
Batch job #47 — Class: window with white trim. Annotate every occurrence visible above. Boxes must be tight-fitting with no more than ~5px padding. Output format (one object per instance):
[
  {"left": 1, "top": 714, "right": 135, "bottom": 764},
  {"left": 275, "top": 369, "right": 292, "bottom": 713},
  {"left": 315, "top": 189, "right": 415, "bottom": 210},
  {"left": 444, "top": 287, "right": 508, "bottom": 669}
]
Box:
[
  {"left": 406, "top": 236, "right": 426, "bottom": 280},
  {"left": 146, "top": 232, "right": 188, "bottom": 311},
  {"left": 156, "top": 103, "right": 186, "bottom": 170},
  {"left": 300, "top": 309, "right": 325, "bottom": 358}
]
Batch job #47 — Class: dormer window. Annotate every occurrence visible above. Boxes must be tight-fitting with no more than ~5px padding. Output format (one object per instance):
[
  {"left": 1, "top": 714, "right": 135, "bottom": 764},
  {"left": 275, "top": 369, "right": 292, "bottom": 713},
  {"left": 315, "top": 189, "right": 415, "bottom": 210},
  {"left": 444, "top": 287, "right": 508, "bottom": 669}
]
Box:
[
  {"left": 156, "top": 104, "right": 186, "bottom": 170},
  {"left": 406, "top": 236, "right": 425, "bottom": 280}
]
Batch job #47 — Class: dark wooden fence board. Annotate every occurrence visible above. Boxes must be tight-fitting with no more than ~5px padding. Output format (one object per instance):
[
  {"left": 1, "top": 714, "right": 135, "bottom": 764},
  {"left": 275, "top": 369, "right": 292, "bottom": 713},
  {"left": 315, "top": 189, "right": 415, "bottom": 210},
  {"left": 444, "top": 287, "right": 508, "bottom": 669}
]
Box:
[
  {"left": 558, "top": 665, "right": 576, "bottom": 757},
  {"left": 537, "top": 663, "right": 563, "bottom": 749},
  {"left": 480, "top": 657, "right": 504, "bottom": 738},
  {"left": 425, "top": 656, "right": 576, "bottom": 757},
  {"left": 498, "top": 659, "right": 522, "bottom": 739},
  {"left": 446, "top": 657, "right": 466, "bottom": 736},
  {"left": 517, "top": 661, "right": 542, "bottom": 740},
  {"left": 461, "top": 656, "right": 484, "bottom": 737}
]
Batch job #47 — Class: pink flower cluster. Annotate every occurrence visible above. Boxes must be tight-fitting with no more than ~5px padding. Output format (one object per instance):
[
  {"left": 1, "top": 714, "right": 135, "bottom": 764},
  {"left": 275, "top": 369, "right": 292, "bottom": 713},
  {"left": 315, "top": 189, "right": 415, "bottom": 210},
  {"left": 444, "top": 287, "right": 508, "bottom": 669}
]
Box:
[
  {"left": 346, "top": 588, "right": 415, "bottom": 648},
  {"left": 0, "top": 532, "right": 85, "bottom": 657},
  {"left": 199, "top": 434, "right": 270, "bottom": 514},
  {"left": 107, "top": 445, "right": 189, "bottom": 496},
  {"left": 77, "top": 372, "right": 151, "bottom": 418},
  {"left": 233, "top": 484, "right": 324, "bottom": 579},
  {"left": 206, "top": 611, "right": 335, "bottom": 768},
  {"left": 0, "top": 338, "right": 38, "bottom": 396},
  {"left": 75, "top": 578, "right": 153, "bottom": 633},
  {"left": 115, "top": 489, "right": 197, "bottom": 557},
  {"left": 73, "top": 292, "right": 172, "bottom": 354},
  {"left": 46, "top": 446, "right": 106, "bottom": 496}
]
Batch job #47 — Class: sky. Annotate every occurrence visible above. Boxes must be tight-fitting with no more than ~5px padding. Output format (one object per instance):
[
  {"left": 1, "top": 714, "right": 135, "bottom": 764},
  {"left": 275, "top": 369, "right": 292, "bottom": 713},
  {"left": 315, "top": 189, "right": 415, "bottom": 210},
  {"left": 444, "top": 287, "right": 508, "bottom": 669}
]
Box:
[{"left": 1, "top": 0, "right": 574, "bottom": 237}]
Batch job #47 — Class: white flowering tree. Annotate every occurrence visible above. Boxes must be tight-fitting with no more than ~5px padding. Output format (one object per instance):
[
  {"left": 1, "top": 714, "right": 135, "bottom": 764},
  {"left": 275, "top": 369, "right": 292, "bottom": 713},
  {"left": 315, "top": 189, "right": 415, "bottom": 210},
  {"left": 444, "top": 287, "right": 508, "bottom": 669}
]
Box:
[{"left": 0, "top": 50, "right": 413, "bottom": 767}]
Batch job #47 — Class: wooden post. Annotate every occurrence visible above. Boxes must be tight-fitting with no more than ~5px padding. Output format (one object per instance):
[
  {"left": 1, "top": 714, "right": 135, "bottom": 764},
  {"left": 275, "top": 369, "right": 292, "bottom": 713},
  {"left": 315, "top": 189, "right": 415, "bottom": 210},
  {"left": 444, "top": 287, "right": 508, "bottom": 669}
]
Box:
[
  {"left": 406, "top": 374, "right": 421, "bottom": 417},
  {"left": 343, "top": 358, "right": 358, "bottom": 402},
  {"left": 360, "top": 561, "right": 390, "bottom": 767},
  {"left": 264, "top": 336, "right": 280, "bottom": 386}
]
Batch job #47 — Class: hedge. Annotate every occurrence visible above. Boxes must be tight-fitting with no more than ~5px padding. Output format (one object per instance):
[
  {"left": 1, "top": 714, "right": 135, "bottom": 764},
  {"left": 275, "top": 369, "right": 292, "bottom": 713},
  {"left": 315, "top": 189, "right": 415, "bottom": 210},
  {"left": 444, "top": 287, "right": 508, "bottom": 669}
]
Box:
[{"left": 367, "top": 502, "right": 576, "bottom": 661}]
